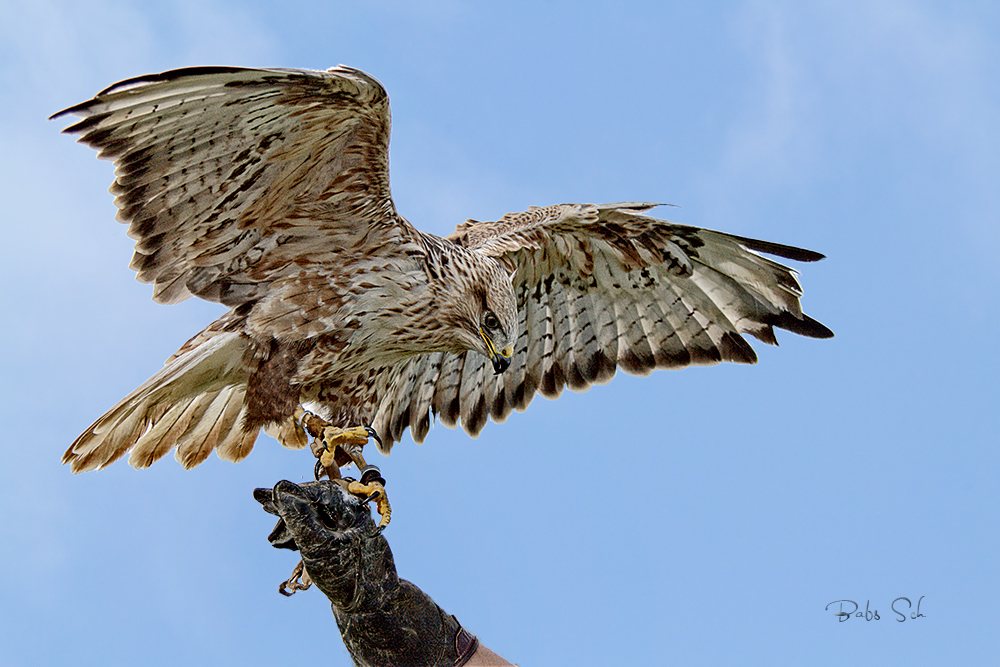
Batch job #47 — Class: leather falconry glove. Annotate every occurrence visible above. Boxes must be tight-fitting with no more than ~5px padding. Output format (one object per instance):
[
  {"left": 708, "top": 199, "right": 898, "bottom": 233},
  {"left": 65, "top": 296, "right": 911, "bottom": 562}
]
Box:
[{"left": 255, "top": 480, "right": 479, "bottom": 667}]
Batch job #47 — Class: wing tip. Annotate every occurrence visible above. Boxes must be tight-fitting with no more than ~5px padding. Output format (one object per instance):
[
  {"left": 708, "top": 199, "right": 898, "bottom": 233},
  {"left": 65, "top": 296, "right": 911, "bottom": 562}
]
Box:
[
  {"left": 62, "top": 448, "right": 89, "bottom": 474},
  {"left": 776, "top": 312, "right": 835, "bottom": 339},
  {"left": 736, "top": 235, "right": 827, "bottom": 263},
  {"left": 720, "top": 331, "right": 759, "bottom": 364}
]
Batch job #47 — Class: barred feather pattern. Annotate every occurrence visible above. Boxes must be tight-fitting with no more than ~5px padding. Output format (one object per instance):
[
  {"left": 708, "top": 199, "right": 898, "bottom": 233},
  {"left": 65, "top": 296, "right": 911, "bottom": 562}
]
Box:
[
  {"left": 65, "top": 332, "right": 254, "bottom": 472},
  {"left": 55, "top": 66, "right": 432, "bottom": 472},
  {"left": 51, "top": 65, "right": 406, "bottom": 308},
  {"left": 55, "top": 66, "right": 831, "bottom": 473},
  {"left": 371, "top": 202, "right": 832, "bottom": 448}
]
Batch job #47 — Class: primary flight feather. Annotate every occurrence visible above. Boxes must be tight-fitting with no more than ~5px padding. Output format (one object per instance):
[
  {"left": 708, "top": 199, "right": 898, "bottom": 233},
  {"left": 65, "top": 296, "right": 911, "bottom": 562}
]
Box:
[{"left": 53, "top": 66, "right": 832, "bottom": 477}]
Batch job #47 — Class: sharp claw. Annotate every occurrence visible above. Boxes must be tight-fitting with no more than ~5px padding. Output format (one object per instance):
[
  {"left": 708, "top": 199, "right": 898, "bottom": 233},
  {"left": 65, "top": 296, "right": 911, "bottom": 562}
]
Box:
[
  {"left": 297, "top": 409, "right": 383, "bottom": 496},
  {"left": 343, "top": 478, "right": 391, "bottom": 531}
]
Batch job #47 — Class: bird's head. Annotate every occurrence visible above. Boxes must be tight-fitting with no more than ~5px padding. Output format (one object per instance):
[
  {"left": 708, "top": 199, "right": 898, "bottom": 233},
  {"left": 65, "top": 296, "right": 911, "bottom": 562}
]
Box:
[
  {"left": 450, "top": 256, "right": 518, "bottom": 375},
  {"left": 478, "top": 259, "right": 519, "bottom": 374}
]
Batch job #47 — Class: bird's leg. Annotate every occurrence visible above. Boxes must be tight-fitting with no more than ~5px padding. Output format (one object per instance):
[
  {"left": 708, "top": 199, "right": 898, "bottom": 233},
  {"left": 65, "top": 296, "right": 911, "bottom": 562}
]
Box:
[
  {"left": 294, "top": 407, "right": 391, "bottom": 532},
  {"left": 338, "top": 442, "right": 392, "bottom": 533}
]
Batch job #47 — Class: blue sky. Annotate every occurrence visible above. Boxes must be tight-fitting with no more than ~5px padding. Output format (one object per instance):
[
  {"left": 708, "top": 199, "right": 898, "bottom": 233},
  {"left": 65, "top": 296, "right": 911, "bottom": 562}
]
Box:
[{"left": 2, "top": 1, "right": 998, "bottom": 665}]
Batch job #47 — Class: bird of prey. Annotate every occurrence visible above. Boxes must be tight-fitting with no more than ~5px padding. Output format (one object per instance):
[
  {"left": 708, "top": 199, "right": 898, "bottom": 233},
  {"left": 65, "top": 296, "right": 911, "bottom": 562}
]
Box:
[{"left": 54, "top": 66, "right": 832, "bottom": 527}]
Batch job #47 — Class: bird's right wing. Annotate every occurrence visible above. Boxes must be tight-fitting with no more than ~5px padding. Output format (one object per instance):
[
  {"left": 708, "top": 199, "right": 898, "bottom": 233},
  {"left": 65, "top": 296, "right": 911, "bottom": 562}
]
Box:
[{"left": 52, "top": 66, "right": 414, "bottom": 307}]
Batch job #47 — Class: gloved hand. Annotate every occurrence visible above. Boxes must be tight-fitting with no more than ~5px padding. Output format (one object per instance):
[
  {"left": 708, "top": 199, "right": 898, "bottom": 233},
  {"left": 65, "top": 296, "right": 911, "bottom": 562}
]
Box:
[{"left": 255, "top": 480, "right": 480, "bottom": 667}]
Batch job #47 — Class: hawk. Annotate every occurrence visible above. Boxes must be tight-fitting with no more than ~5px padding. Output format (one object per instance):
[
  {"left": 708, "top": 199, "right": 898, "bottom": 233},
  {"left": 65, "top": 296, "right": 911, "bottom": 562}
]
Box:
[{"left": 54, "top": 66, "right": 832, "bottom": 526}]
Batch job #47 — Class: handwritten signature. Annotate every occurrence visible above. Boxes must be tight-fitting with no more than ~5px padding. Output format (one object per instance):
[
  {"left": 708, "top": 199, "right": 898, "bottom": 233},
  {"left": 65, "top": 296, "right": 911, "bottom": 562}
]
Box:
[{"left": 825, "top": 597, "right": 926, "bottom": 622}]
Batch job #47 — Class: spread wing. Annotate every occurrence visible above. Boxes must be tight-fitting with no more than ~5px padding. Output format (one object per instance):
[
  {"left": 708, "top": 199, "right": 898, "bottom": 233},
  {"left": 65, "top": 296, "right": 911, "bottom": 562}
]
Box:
[
  {"left": 371, "top": 202, "right": 832, "bottom": 450},
  {"left": 52, "top": 65, "right": 410, "bottom": 307}
]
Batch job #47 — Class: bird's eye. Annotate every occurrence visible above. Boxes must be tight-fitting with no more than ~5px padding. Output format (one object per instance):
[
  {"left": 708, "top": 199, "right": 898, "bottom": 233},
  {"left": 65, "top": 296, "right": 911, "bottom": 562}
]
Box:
[{"left": 483, "top": 311, "right": 500, "bottom": 330}]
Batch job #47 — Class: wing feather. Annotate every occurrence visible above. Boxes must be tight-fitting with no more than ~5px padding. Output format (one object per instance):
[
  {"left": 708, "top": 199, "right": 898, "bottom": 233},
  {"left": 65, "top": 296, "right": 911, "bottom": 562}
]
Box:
[
  {"left": 407, "top": 353, "right": 443, "bottom": 442},
  {"left": 430, "top": 354, "right": 465, "bottom": 429},
  {"left": 52, "top": 65, "right": 412, "bottom": 307},
  {"left": 371, "top": 202, "right": 831, "bottom": 450}
]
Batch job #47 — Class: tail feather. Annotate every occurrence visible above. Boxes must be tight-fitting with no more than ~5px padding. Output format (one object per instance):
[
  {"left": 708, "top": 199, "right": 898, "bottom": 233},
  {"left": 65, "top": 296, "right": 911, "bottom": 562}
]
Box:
[
  {"left": 262, "top": 416, "right": 309, "bottom": 451},
  {"left": 65, "top": 331, "right": 254, "bottom": 473},
  {"left": 174, "top": 388, "right": 239, "bottom": 469},
  {"left": 130, "top": 398, "right": 196, "bottom": 468},
  {"left": 215, "top": 404, "right": 258, "bottom": 463}
]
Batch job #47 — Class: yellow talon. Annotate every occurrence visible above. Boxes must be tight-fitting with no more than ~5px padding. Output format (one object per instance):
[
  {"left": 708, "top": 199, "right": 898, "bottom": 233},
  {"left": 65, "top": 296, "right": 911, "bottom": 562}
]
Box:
[
  {"left": 346, "top": 479, "right": 392, "bottom": 531},
  {"left": 318, "top": 448, "right": 334, "bottom": 468},
  {"left": 294, "top": 407, "right": 389, "bottom": 529},
  {"left": 313, "top": 423, "right": 377, "bottom": 465},
  {"left": 320, "top": 425, "right": 371, "bottom": 453}
]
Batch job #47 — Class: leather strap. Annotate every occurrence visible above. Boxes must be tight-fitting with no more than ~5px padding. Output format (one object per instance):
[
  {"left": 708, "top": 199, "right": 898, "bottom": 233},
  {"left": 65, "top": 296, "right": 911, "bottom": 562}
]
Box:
[{"left": 453, "top": 624, "right": 480, "bottom": 666}]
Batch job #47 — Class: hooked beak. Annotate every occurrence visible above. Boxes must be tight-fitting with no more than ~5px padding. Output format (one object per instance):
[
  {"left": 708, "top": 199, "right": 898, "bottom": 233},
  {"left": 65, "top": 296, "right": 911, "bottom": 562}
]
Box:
[
  {"left": 492, "top": 352, "right": 511, "bottom": 375},
  {"left": 480, "top": 328, "right": 513, "bottom": 375}
]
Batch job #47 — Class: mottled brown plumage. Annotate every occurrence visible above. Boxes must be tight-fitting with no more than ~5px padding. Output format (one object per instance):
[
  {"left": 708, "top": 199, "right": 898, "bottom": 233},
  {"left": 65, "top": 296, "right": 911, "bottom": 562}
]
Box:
[{"left": 54, "top": 66, "right": 831, "bottom": 474}]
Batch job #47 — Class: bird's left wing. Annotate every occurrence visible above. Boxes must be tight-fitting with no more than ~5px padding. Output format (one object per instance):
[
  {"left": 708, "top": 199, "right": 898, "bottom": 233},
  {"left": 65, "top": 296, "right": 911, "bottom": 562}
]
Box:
[
  {"left": 371, "top": 202, "right": 832, "bottom": 451},
  {"left": 52, "top": 66, "right": 411, "bottom": 307}
]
